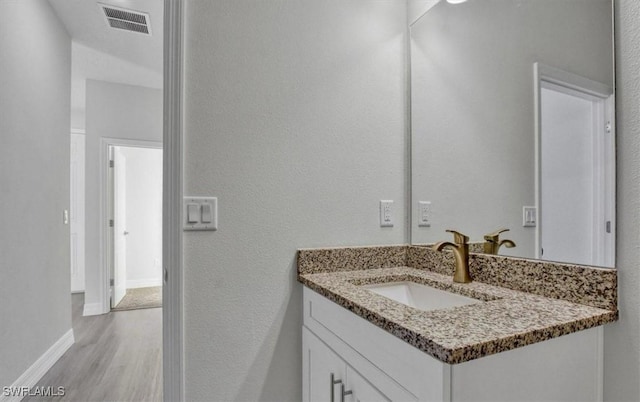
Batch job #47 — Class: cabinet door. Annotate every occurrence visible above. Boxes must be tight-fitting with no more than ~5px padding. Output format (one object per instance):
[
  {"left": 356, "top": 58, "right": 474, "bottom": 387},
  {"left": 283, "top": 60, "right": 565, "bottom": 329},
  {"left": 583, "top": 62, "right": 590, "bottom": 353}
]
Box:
[
  {"left": 303, "top": 327, "right": 346, "bottom": 402},
  {"left": 345, "top": 366, "right": 392, "bottom": 402}
]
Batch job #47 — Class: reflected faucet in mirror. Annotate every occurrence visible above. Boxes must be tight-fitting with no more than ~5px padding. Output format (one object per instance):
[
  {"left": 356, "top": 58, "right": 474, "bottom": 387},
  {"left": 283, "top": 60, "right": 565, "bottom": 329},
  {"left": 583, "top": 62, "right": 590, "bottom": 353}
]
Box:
[
  {"left": 483, "top": 229, "right": 516, "bottom": 255},
  {"left": 433, "top": 230, "right": 472, "bottom": 284}
]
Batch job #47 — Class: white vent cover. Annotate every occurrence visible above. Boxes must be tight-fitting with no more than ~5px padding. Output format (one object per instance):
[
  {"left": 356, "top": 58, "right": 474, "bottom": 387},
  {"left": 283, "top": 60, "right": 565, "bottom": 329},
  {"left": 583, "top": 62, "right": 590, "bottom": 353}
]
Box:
[{"left": 98, "top": 3, "right": 151, "bottom": 35}]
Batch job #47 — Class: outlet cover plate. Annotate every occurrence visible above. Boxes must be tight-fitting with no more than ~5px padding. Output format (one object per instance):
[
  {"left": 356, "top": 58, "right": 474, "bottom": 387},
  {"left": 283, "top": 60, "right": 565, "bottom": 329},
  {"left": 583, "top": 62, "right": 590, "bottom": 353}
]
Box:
[
  {"left": 380, "top": 200, "right": 394, "bottom": 227},
  {"left": 418, "top": 201, "right": 431, "bottom": 227}
]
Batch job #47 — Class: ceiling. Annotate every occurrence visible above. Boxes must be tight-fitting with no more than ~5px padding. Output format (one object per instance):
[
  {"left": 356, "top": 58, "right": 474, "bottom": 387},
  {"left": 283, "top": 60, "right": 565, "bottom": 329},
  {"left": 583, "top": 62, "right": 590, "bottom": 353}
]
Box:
[
  {"left": 409, "top": 0, "right": 441, "bottom": 24},
  {"left": 47, "top": 0, "right": 163, "bottom": 128},
  {"left": 48, "top": 0, "right": 163, "bottom": 73}
]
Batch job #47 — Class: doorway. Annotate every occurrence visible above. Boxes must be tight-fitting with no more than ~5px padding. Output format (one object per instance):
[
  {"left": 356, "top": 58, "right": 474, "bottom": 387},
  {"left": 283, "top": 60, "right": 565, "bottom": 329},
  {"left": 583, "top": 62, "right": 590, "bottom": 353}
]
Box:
[
  {"left": 535, "top": 64, "right": 615, "bottom": 267},
  {"left": 46, "top": 0, "right": 182, "bottom": 398},
  {"left": 104, "top": 140, "right": 163, "bottom": 310}
]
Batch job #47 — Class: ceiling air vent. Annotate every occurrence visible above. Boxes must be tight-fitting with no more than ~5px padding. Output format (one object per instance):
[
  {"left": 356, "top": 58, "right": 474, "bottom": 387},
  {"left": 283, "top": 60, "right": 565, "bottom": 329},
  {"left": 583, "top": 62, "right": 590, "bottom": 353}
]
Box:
[{"left": 99, "top": 3, "right": 151, "bottom": 35}]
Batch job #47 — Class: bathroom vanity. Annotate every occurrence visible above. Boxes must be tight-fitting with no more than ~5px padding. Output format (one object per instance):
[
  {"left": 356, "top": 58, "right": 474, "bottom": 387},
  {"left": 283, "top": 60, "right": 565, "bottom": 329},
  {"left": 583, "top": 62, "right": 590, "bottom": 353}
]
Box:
[
  {"left": 298, "top": 245, "right": 618, "bottom": 402},
  {"left": 299, "top": 2, "right": 618, "bottom": 400}
]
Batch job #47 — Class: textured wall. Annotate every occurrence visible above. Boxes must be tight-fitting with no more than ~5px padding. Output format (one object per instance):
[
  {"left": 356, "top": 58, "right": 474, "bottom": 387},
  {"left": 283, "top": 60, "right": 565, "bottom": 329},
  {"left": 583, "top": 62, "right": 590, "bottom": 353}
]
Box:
[
  {"left": 0, "top": 0, "right": 71, "bottom": 387},
  {"left": 604, "top": 0, "right": 640, "bottom": 400},
  {"left": 183, "top": 0, "right": 407, "bottom": 399}
]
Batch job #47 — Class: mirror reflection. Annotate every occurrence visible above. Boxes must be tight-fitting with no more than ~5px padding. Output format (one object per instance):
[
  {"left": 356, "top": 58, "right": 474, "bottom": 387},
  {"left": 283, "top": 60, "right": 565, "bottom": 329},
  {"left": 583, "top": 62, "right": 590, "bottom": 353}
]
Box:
[{"left": 410, "top": 0, "right": 615, "bottom": 267}]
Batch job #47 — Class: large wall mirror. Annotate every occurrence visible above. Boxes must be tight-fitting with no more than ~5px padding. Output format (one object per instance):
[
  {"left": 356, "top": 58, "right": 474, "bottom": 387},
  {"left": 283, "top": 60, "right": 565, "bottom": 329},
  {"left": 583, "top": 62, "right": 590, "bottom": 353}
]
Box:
[{"left": 410, "top": 0, "right": 615, "bottom": 268}]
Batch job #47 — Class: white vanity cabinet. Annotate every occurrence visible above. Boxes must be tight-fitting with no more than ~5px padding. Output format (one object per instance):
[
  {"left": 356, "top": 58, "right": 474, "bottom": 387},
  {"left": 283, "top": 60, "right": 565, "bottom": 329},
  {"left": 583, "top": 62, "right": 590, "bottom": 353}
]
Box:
[
  {"left": 302, "top": 287, "right": 604, "bottom": 402},
  {"left": 304, "top": 328, "right": 396, "bottom": 402}
]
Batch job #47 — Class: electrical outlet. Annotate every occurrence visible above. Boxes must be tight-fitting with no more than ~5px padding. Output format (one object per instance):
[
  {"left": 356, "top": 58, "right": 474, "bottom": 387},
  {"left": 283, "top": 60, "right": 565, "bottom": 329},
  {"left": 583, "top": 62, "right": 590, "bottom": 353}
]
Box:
[
  {"left": 418, "top": 201, "right": 431, "bottom": 227},
  {"left": 380, "top": 200, "right": 394, "bottom": 227}
]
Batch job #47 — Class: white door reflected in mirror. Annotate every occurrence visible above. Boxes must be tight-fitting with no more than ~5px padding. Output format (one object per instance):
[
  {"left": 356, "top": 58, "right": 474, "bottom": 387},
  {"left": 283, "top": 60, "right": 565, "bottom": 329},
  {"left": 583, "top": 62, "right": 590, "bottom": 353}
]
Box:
[{"left": 538, "top": 66, "right": 615, "bottom": 267}]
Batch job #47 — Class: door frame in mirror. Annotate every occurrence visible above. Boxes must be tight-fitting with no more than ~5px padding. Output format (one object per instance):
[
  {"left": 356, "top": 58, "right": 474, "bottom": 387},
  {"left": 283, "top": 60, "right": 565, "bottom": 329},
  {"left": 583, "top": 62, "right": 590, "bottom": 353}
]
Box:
[{"left": 534, "top": 63, "right": 616, "bottom": 267}]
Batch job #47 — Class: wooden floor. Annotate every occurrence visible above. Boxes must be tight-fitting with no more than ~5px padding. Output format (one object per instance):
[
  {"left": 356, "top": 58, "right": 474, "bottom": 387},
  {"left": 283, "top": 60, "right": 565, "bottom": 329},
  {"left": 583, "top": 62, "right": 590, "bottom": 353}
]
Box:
[{"left": 25, "top": 293, "right": 162, "bottom": 402}]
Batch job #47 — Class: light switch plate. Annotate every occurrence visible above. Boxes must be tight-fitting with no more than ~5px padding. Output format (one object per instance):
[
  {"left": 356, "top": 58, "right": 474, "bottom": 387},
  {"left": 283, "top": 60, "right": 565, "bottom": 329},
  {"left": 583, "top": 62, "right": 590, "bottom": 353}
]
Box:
[
  {"left": 523, "top": 206, "right": 537, "bottom": 227},
  {"left": 184, "top": 197, "right": 218, "bottom": 231}
]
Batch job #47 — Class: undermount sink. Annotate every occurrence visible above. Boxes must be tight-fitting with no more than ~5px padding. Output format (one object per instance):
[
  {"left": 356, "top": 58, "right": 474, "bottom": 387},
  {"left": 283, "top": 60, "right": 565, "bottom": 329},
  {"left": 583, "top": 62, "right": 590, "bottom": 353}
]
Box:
[{"left": 363, "top": 281, "right": 481, "bottom": 311}]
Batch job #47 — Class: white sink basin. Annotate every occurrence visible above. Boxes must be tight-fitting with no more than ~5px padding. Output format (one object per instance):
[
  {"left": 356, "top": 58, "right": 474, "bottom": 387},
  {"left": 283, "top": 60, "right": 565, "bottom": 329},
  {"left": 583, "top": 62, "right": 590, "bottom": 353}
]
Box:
[{"left": 363, "top": 281, "right": 481, "bottom": 311}]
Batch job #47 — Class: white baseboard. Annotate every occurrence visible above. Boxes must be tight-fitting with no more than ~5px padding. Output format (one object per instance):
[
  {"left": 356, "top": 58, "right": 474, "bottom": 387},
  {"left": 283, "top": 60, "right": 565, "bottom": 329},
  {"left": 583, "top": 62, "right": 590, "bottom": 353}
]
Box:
[
  {"left": 126, "top": 278, "right": 162, "bottom": 289},
  {"left": 0, "top": 329, "right": 74, "bottom": 402},
  {"left": 82, "top": 302, "right": 106, "bottom": 316}
]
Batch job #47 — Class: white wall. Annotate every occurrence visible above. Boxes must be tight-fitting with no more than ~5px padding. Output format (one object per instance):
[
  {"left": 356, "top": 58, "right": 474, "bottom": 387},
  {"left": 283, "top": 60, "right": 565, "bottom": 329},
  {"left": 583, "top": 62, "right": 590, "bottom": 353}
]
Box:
[
  {"left": 119, "top": 146, "right": 163, "bottom": 289},
  {"left": 84, "top": 80, "right": 162, "bottom": 313},
  {"left": 604, "top": 0, "right": 640, "bottom": 400},
  {"left": 0, "top": 0, "right": 71, "bottom": 387},
  {"left": 70, "top": 132, "right": 86, "bottom": 293},
  {"left": 410, "top": 0, "right": 613, "bottom": 258},
  {"left": 70, "top": 42, "right": 163, "bottom": 131},
  {"left": 183, "top": 0, "right": 407, "bottom": 399}
]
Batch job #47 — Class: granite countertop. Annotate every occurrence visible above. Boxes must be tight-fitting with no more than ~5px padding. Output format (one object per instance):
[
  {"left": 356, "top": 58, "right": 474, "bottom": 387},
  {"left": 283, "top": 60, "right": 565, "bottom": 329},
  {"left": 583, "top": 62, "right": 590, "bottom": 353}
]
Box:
[{"left": 297, "top": 246, "right": 618, "bottom": 365}]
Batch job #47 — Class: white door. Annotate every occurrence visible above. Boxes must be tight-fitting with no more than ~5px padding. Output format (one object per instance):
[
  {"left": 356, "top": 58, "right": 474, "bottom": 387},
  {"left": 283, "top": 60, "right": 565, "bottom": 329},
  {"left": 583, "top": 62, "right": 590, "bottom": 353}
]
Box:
[
  {"left": 118, "top": 147, "right": 164, "bottom": 289},
  {"left": 112, "top": 147, "right": 128, "bottom": 307},
  {"left": 540, "top": 84, "right": 614, "bottom": 267},
  {"left": 70, "top": 133, "right": 86, "bottom": 293}
]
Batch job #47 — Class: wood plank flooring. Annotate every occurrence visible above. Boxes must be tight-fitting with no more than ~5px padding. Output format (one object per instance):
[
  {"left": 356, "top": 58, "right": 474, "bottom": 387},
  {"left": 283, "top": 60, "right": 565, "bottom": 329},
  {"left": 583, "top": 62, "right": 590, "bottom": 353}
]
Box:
[{"left": 24, "top": 293, "right": 162, "bottom": 402}]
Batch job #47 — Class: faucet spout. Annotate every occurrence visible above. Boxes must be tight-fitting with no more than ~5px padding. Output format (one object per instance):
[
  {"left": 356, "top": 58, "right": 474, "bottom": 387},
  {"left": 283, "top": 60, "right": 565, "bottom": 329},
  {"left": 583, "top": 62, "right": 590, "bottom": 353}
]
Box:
[
  {"left": 432, "top": 231, "right": 472, "bottom": 283},
  {"left": 433, "top": 241, "right": 457, "bottom": 252},
  {"left": 483, "top": 228, "right": 516, "bottom": 255},
  {"left": 499, "top": 239, "right": 516, "bottom": 249}
]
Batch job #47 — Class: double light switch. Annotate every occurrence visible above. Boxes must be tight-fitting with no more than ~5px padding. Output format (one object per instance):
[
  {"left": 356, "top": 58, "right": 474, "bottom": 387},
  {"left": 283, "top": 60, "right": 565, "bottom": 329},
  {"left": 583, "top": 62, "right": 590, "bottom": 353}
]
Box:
[{"left": 184, "top": 197, "right": 218, "bottom": 231}]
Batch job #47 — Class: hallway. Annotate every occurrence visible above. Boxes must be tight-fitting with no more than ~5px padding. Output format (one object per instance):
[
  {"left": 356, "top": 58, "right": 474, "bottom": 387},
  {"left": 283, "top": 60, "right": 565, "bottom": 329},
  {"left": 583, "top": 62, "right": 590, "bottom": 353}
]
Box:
[{"left": 24, "top": 294, "right": 162, "bottom": 402}]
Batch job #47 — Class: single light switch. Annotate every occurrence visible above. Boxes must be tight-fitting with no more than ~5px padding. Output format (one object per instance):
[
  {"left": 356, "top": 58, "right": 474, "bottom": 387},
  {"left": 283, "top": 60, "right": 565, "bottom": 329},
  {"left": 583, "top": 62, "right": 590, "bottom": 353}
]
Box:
[
  {"left": 523, "top": 206, "right": 537, "bottom": 227},
  {"left": 201, "top": 203, "right": 212, "bottom": 223},
  {"left": 187, "top": 203, "right": 200, "bottom": 223}
]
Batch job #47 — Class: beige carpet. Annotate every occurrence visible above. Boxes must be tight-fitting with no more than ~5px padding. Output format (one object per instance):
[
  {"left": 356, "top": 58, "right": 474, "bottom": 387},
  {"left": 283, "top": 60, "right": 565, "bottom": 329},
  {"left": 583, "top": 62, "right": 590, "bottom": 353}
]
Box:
[{"left": 113, "top": 286, "right": 162, "bottom": 311}]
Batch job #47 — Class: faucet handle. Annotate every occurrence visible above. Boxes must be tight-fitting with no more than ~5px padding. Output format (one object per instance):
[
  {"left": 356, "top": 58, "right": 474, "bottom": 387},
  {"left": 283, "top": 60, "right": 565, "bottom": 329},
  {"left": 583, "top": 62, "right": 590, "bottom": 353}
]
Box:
[
  {"left": 484, "top": 228, "right": 510, "bottom": 242},
  {"left": 445, "top": 229, "right": 469, "bottom": 245}
]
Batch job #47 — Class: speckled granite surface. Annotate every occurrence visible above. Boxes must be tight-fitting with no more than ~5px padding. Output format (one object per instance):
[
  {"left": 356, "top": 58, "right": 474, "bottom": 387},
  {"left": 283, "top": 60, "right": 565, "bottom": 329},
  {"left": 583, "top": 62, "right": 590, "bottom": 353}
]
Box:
[
  {"left": 407, "top": 246, "right": 618, "bottom": 310},
  {"left": 297, "top": 245, "right": 407, "bottom": 274},
  {"left": 297, "top": 245, "right": 618, "bottom": 364}
]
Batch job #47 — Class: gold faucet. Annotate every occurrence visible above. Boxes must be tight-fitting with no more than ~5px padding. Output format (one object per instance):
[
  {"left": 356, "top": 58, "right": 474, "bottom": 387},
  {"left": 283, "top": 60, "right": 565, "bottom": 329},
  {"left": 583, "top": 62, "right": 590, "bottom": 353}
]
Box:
[
  {"left": 483, "top": 228, "right": 516, "bottom": 255},
  {"left": 433, "top": 230, "right": 472, "bottom": 283}
]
